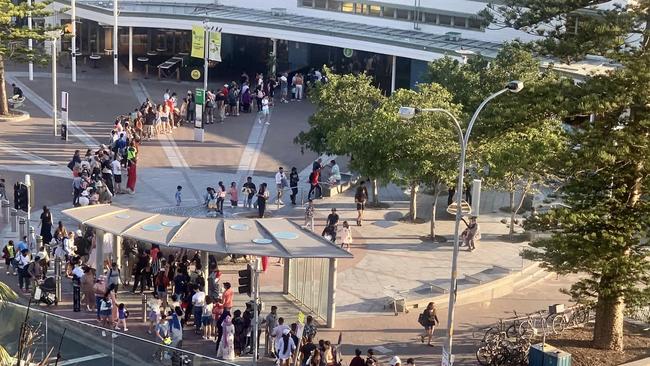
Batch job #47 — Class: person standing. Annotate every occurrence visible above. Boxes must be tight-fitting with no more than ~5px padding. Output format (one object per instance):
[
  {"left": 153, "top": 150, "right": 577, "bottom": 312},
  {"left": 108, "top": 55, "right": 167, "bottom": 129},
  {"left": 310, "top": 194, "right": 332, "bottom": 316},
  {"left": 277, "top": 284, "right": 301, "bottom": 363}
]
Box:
[
  {"left": 340, "top": 221, "right": 353, "bottom": 250},
  {"left": 217, "top": 315, "right": 235, "bottom": 360},
  {"left": 192, "top": 284, "right": 206, "bottom": 332},
  {"left": 354, "top": 181, "right": 369, "bottom": 226},
  {"left": 275, "top": 329, "right": 296, "bottom": 366},
  {"left": 222, "top": 282, "right": 234, "bottom": 312},
  {"left": 419, "top": 302, "right": 439, "bottom": 346},
  {"left": 264, "top": 305, "right": 279, "bottom": 356},
  {"left": 303, "top": 199, "right": 315, "bottom": 230},
  {"left": 257, "top": 183, "right": 269, "bottom": 218},
  {"left": 349, "top": 349, "right": 365, "bottom": 366},
  {"left": 289, "top": 167, "right": 299, "bottom": 205},
  {"left": 228, "top": 182, "right": 238, "bottom": 208},
  {"left": 126, "top": 159, "right": 137, "bottom": 194},
  {"left": 280, "top": 73, "right": 289, "bottom": 103},
  {"left": 39, "top": 206, "right": 53, "bottom": 245},
  {"left": 275, "top": 167, "right": 287, "bottom": 205},
  {"left": 175, "top": 185, "right": 182, "bottom": 206},
  {"left": 461, "top": 216, "right": 481, "bottom": 251},
  {"left": 16, "top": 249, "right": 31, "bottom": 292},
  {"left": 3, "top": 240, "right": 17, "bottom": 275},
  {"left": 217, "top": 181, "right": 227, "bottom": 214},
  {"left": 205, "top": 89, "right": 215, "bottom": 125},
  {"left": 242, "top": 177, "right": 256, "bottom": 209}
]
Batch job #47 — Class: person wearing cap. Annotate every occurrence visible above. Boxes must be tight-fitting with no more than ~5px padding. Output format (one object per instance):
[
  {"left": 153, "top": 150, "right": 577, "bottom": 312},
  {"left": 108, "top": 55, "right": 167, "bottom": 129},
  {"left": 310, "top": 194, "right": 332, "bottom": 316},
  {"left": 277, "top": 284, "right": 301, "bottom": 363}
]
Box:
[
  {"left": 389, "top": 356, "right": 402, "bottom": 366},
  {"left": 275, "top": 327, "right": 296, "bottom": 366}
]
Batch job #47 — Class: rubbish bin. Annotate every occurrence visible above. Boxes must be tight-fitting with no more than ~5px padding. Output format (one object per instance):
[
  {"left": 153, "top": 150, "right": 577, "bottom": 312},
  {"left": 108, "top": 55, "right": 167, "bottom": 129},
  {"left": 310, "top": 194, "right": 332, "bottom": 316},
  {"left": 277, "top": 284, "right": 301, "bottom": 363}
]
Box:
[{"left": 529, "top": 343, "right": 572, "bottom": 366}]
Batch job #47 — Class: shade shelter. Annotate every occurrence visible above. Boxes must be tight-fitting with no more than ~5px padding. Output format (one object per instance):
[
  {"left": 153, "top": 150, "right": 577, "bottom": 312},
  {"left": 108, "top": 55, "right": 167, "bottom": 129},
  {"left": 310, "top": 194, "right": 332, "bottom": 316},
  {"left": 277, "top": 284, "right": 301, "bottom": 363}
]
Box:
[{"left": 61, "top": 205, "right": 352, "bottom": 326}]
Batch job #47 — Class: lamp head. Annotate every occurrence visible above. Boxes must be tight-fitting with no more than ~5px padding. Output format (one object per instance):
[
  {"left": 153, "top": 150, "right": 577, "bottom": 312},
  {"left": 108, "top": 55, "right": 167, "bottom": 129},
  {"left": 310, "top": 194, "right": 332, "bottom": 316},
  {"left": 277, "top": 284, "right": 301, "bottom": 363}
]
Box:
[
  {"left": 506, "top": 80, "right": 524, "bottom": 93},
  {"left": 398, "top": 106, "right": 417, "bottom": 120}
]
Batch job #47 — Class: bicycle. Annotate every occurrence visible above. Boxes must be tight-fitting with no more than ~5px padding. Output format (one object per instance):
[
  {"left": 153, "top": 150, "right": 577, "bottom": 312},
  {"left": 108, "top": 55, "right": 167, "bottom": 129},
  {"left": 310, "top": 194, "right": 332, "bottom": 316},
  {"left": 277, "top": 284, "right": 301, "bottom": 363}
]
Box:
[{"left": 550, "top": 304, "right": 590, "bottom": 334}]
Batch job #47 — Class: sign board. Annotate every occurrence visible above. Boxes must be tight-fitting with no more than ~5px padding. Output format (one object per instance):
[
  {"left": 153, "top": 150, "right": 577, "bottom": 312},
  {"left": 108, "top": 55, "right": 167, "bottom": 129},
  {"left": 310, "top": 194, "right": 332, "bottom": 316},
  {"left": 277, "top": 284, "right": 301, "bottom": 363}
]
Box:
[
  {"left": 343, "top": 48, "right": 354, "bottom": 58},
  {"left": 195, "top": 88, "right": 205, "bottom": 106},
  {"left": 191, "top": 25, "right": 204, "bottom": 59},
  {"left": 61, "top": 91, "right": 69, "bottom": 141},
  {"left": 208, "top": 31, "right": 222, "bottom": 62},
  {"left": 190, "top": 69, "right": 201, "bottom": 80}
]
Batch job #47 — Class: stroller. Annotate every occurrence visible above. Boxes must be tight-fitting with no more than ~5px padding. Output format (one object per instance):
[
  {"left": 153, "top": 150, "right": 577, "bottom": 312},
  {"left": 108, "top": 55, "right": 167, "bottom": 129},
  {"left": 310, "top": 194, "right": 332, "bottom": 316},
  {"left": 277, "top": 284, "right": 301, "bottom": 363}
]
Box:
[{"left": 34, "top": 277, "right": 57, "bottom": 306}]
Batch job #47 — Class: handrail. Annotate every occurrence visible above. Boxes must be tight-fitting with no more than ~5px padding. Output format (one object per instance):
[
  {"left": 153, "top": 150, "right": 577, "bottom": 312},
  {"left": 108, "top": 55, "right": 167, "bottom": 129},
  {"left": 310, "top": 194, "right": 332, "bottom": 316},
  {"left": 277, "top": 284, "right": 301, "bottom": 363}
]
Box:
[{"left": 2, "top": 300, "right": 240, "bottom": 366}]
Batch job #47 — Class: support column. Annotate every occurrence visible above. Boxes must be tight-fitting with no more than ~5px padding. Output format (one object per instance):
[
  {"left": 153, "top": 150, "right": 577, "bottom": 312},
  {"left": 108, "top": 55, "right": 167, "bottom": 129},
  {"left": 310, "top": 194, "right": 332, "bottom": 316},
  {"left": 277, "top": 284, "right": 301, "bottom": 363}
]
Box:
[
  {"left": 27, "top": 0, "right": 33, "bottom": 80},
  {"left": 282, "top": 258, "right": 290, "bottom": 294},
  {"left": 71, "top": 0, "right": 77, "bottom": 83},
  {"left": 113, "top": 0, "right": 118, "bottom": 85},
  {"left": 128, "top": 26, "right": 133, "bottom": 73},
  {"left": 390, "top": 55, "right": 396, "bottom": 94},
  {"left": 326, "top": 258, "right": 338, "bottom": 328},
  {"left": 113, "top": 235, "right": 122, "bottom": 269},
  {"left": 271, "top": 38, "right": 277, "bottom": 76},
  {"left": 52, "top": 39, "right": 58, "bottom": 136},
  {"left": 95, "top": 229, "right": 104, "bottom": 273},
  {"left": 201, "top": 251, "right": 209, "bottom": 291}
]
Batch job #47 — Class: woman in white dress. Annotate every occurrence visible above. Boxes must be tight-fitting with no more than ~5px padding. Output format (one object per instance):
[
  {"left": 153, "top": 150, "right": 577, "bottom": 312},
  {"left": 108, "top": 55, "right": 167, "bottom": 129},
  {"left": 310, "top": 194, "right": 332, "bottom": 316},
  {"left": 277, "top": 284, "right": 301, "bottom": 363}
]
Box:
[
  {"left": 217, "top": 315, "right": 235, "bottom": 360},
  {"left": 275, "top": 328, "right": 296, "bottom": 366}
]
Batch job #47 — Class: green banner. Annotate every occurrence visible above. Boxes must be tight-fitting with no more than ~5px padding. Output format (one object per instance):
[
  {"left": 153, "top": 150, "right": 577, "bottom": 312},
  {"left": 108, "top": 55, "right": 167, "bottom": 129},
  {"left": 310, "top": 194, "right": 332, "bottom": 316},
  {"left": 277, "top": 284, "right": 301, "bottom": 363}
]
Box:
[
  {"left": 191, "top": 25, "right": 204, "bottom": 59},
  {"left": 195, "top": 88, "right": 205, "bottom": 105}
]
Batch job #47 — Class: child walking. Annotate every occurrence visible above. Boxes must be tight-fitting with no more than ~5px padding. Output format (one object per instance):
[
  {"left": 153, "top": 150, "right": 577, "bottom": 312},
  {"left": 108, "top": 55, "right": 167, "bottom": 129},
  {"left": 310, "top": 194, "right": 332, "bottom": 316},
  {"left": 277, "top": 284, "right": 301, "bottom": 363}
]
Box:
[
  {"left": 175, "top": 185, "right": 182, "bottom": 206},
  {"left": 117, "top": 303, "right": 129, "bottom": 331},
  {"left": 303, "top": 199, "right": 314, "bottom": 230},
  {"left": 261, "top": 96, "right": 270, "bottom": 125}
]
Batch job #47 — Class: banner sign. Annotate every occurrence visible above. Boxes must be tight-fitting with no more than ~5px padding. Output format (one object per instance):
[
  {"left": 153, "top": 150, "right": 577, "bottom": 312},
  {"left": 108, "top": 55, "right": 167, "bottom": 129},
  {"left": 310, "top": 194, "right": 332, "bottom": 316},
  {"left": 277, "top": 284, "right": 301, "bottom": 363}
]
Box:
[
  {"left": 208, "top": 31, "right": 222, "bottom": 62},
  {"left": 191, "top": 25, "right": 204, "bottom": 59}
]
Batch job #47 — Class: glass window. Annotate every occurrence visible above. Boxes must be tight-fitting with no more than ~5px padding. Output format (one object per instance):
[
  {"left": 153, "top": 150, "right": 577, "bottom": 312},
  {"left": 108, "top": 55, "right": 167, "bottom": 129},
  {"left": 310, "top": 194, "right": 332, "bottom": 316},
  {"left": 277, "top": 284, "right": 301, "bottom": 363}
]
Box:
[
  {"left": 369, "top": 5, "right": 381, "bottom": 16},
  {"left": 395, "top": 8, "right": 410, "bottom": 20},
  {"left": 468, "top": 17, "right": 483, "bottom": 30},
  {"left": 301, "top": 0, "right": 314, "bottom": 7},
  {"left": 342, "top": 2, "right": 354, "bottom": 12},
  {"left": 355, "top": 3, "right": 365, "bottom": 14},
  {"left": 452, "top": 17, "right": 466, "bottom": 28},
  {"left": 423, "top": 12, "right": 437, "bottom": 24},
  {"left": 438, "top": 14, "right": 452, "bottom": 26},
  {"left": 383, "top": 7, "right": 395, "bottom": 18},
  {"left": 314, "top": 0, "right": 327, "bottom": 8},
  {"left": 328, "top": 0, "right": 342, "bottom": 10}
]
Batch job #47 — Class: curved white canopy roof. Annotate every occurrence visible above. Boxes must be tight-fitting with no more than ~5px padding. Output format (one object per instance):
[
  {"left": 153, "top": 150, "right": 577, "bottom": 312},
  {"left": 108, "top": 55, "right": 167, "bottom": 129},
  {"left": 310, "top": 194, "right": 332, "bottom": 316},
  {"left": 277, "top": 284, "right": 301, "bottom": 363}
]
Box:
[{"left": 62, "top": 205, "right": 353, "bottom": 259}]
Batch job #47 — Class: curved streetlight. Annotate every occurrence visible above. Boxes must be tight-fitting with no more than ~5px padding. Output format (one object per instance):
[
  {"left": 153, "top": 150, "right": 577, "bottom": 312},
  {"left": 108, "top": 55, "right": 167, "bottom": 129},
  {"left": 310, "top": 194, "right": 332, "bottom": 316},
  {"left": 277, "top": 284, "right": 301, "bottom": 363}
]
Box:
[{"left": 399, "top": 80, "right": 524, "bottom": 363}]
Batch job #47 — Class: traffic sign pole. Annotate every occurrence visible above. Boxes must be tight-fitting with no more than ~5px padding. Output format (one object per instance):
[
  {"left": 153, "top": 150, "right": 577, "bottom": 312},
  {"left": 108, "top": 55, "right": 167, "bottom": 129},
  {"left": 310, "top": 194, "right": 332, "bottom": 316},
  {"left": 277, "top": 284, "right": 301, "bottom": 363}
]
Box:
[{"left": 194, "top": 88, "right": 205, "bottom": 142}]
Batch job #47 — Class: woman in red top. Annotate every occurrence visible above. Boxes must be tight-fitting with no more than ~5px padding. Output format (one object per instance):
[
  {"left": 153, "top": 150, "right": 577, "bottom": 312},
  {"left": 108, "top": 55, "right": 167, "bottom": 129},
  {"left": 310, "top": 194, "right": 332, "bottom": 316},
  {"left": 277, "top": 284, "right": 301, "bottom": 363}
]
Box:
[{"left": 126, "top": 159, "right": 138, "bottom": 194}]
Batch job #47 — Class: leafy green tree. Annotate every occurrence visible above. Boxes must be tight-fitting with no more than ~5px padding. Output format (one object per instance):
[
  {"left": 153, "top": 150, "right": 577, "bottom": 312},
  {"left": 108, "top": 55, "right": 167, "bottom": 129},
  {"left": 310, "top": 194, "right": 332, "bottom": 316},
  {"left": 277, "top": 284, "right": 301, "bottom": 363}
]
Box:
[
  {"left": 486, "top": 0, "right": 650, "bottom": 351},
  {"left": 385, "top": 84, "right": 460, "bottom": 238},
  {"left": 0, "top": 0, "right": 56, "bottom": 115},
  {"left": 294, "top": 69, "right": 389, "bottom": 203}
]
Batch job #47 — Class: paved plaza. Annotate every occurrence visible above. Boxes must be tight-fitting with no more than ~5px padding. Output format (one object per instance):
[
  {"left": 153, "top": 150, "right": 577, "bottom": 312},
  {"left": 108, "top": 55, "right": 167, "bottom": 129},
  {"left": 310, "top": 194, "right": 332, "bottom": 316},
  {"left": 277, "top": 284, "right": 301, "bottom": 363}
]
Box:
[{"left": 0, "top": 62, "right": 571, "bottom": 365}]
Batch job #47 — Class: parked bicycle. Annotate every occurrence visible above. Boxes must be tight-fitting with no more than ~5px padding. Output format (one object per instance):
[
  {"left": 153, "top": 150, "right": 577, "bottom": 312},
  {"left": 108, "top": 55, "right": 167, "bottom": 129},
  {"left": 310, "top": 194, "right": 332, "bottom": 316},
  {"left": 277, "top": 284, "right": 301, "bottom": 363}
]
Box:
[{"left": 548, "top": 304, "right": 591, "bottom": 334}]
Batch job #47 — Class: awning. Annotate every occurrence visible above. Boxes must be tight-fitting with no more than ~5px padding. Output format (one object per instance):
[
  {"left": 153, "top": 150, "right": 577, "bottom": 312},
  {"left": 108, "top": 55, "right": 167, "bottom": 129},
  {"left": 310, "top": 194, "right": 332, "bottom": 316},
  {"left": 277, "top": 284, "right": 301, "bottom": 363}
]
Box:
[{"left": 61, "top": 205, "right": 353, "bottom": 259}]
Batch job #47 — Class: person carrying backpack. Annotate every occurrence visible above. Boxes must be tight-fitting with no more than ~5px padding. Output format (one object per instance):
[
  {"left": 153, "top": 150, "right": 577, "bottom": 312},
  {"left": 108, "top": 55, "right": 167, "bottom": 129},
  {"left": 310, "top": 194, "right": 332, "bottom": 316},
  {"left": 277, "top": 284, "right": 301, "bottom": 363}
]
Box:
[{"left": 418, "top": 302, "right": 439, "bottom": 346}]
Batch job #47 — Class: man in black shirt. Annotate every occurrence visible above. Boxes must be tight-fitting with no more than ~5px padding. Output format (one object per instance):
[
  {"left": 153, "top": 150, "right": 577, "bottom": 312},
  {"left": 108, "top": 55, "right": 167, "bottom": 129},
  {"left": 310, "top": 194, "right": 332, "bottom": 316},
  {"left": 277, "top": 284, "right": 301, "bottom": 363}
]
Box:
[
  {"left": 299, "top": 336, "right": 317, "bottom": 366},
  {"left": 242, "top": 176, "right": 257, "bottom": 209},
  {"left": 12, "top": 83, "right": 23, "bottom": 98}
]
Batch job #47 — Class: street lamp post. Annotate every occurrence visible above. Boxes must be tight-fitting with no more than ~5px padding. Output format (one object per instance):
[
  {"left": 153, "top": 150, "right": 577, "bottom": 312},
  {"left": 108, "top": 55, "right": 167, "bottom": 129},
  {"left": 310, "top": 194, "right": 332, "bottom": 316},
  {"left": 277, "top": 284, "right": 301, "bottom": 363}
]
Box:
[
  {"left": 71, "top": 0, "right": 77, "bottom": 83},
  {"left": 398, "top": 80, "right": 523, "bottom": 364},
  {"left": 113, "top": 0, "right": 118, "bottom": 85},
  {"left": 47, "top": 31, "right": 63, "bottom": 136}
]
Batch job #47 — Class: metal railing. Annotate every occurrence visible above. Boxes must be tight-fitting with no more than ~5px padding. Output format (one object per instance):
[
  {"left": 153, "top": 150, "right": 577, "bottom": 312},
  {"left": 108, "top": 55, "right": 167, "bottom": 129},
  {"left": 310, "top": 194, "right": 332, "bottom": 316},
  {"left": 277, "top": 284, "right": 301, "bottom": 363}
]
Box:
[{"left": 1, "top": 301, "right": 240, "bottom": 366}]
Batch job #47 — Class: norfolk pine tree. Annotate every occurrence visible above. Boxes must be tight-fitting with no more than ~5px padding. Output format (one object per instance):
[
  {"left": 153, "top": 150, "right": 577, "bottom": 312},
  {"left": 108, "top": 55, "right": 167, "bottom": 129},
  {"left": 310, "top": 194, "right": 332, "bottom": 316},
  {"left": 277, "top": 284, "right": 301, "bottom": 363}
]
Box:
[
  {"left": 0, "top": 0, "right": 55, "bottom": 115},
  {"left": 484, "top": 0, "right": 650, "bottom": 350}
]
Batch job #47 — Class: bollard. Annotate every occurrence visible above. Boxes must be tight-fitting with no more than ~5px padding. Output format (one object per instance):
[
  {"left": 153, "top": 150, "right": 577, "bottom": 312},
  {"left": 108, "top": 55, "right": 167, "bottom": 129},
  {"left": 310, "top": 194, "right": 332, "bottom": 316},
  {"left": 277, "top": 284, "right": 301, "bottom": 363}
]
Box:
[
  {"left": 1, "top": 200, "right": 9, "bottom": 223},
  {"left": 28, "top": 226, "right": 35, "bottom": 252},
  {"left": 36, "top": 235, "right": 43, "bottom": 254},
  {"left": 19, "top": 218, "right": 26, "bottom": 240},
  {"left": 300, "top": 188, "right": 304, "bottom": 206},
  {"left": 142, "top": 294, "right": 148, "bottom": 323},
  {"left": 10, "top": 208, "right": 17, "bottom": 232},
  {"left": 311, "top": 216, "right": 315, "bottom": 233},
  {"left": 54, "top": 257, "right": 62, "bottom": 304}
]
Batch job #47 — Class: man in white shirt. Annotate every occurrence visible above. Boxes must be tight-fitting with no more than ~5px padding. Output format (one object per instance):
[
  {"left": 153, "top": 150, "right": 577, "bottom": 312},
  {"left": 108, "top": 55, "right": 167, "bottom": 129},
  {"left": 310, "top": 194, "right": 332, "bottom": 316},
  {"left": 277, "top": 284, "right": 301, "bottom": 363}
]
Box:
[
  {"left": 111, "top": 158, "right": 122, "bottom": 194},
  {"left": 192, "top": 285, "right": 206, "bottom": 332},
  {"left": 275, "top": 167, "right": 287, "bottom": 205},
  {"left": 271, "top": 317, "right": 290, "bottom": 339}
]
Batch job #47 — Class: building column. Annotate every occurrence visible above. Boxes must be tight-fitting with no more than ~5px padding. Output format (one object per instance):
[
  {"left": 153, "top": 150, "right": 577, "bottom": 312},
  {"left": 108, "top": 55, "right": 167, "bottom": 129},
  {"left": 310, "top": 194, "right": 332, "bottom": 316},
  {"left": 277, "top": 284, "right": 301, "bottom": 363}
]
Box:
[
  {"left": 390, "top": 55, "right": 397, "bottom": 93},
  {"left": 201, "top": 251, "right": 209, "bottom": 291},
  {"left": 326, "top": 258, "right": 338, "bottom": 328},
  {"left": 95, "top": 229, "right": 104, "bottom": 273},
  {"left": 128, "top": 26, "right": 133, "bottom": 73},
  {"left": 113, "top": 0, "right": 118, "bottom": 85},
  {"left": 113, "top": 235, "right": 123, "bottom": 269},
  {"left": 271, "top": 38, "right": 277, "bottom": 76},
  {"left": 282, "top": 258, "right": 290, "bottom": 295}
]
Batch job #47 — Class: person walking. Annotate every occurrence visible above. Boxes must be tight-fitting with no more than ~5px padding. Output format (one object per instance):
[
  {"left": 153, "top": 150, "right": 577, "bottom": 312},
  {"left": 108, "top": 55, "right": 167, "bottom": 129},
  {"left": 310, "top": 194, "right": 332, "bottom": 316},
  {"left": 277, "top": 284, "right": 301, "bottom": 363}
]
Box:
[
  {"left": 461, "top": 216, "right": 481, "bottom": 251},
  {"left": 354, "top": 181, "right": 369, "bottom": 226},
  {"left": 275, "top": 329, "right": 296, "bottom": 366},
  {"left": 257, "top": 183, "right": 269, "bottom": 218},
  {"left": 39, "top": 206, "right": 53, "bottom": 245},
  {"left": 418, "top": 302, "right": 439, "bottom": 346},
  {"left": 126, "top": 159, "right": 138, "bottom": 194},
  {"left": 303, "top": 199, "right": 315, "bottom": 230},
  {"left": 217, "top": 181, "right": 227, "bottom": 214},
  {"left": 16, "top": 249, "right": 32, "bottom": 292},
  {"left": 275, "top": 167, "right": 287, "bottom": 205},
  {"left": 242, "top": 177, "right": 256, "bottom": 209},
  {"left": 339, "top": 221, "right": 352, "bottom": 250},
  {"left": 289, "top": 167, "right": 299, "bottom": 205},
  {"left": 217, "top": 315, "right": 235, "bottom": 360},
  {"left": 3, "top": 240, "right": 17, "bottom": 275}
]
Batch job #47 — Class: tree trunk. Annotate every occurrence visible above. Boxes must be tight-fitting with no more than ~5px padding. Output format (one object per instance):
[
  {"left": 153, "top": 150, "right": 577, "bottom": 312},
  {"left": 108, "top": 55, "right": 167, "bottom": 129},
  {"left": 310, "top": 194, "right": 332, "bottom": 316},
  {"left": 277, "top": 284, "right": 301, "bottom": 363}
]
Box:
[
  {"left": 430, "top": 182, "right": 441, "bottom": 239},
  {"left": 508, "top": 190, "right": 516, "bottom": 237},
  {"left": 371, "top": 179, "right": 379, "bottom": 205},
  {"left": 0, "top": 55, "right": 9, "bottom": 116},
  {"left": 593, "top": 292, "right": 625, "bottom": 351},
  {"left": 408, "top": 182, "right": 418, "bottom": 222}
]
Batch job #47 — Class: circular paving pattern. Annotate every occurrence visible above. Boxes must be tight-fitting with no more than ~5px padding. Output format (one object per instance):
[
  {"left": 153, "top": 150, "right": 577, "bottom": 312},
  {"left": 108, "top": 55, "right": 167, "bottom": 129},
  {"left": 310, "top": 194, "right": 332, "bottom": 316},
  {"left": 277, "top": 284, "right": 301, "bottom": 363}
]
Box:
[
  {"left": 273, "top": 231, "right": 299, "bottom": 240},
  {"left": 142, "top": 224, "right": 164, "bottom": 232},
  {"left": 252, "top": 238, "right": 272, "bottom": 244}
]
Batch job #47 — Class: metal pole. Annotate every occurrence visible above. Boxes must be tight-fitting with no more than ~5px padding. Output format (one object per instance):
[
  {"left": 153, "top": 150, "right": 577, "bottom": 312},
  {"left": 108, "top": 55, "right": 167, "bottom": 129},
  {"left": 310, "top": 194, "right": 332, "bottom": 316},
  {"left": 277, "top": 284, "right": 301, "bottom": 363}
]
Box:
[
  {"left": 271, "top": 39, "right": 277, "bottom": 76},
  {"left": 113, "top": 0, "right": 118, "bottom": 85},
  {"left": 1, "top": 200, "right": 9, "bottom": 224},
  {"left": 444, "top": 88, "right": 509, "bottom": 361},
  {"left": 25, "top": 174, "right": 31, "bottom": 249},
  {"left": 128, "top": 26, "right": 133, "bottom": 73},
  {"left": 252, "top": 258, "right": 260, "bottom": 366},
  {"left": 28, "top": 0, "right": 33, "bottom": 80},
  {"left": 52, "top": 39, "right": 58, "bottom": 136},
  {"left": 390, "top": 55, "right": 396, "bottom": 93},
  {"left": 203, "top": 24, "right": 209, "bottom": 92},
  {"left": 10, "top": 208, "right": 17, "bottom": 232},
  {"left": 71, "top": 0, "right": 77, "bottom": 83}
]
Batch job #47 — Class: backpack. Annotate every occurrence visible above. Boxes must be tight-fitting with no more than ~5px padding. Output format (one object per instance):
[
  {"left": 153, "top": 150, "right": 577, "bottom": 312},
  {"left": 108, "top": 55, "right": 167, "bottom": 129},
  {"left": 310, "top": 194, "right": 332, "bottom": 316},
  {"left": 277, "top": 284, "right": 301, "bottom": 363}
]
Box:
[{"left": 418, "top": 311, "right": 427, "bottom": 327}]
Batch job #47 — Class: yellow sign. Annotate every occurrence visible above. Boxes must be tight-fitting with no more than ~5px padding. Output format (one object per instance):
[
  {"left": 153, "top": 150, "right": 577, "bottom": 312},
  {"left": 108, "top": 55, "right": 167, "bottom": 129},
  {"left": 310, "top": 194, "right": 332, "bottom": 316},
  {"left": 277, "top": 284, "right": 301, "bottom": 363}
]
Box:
[
  {"left": 190, "top": 69, "right": 201, "bottom": 80},
  {"left": 297, "top": 311, "right": 305, "bottom": 324},
  {"left": 191, "top": 25, "right": 204, "bottom": 59},
  {"left": 208, "top": 31, "right": 222, "bottom": 62}
]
